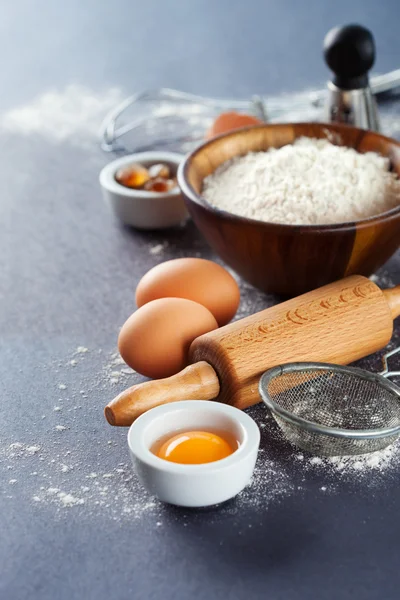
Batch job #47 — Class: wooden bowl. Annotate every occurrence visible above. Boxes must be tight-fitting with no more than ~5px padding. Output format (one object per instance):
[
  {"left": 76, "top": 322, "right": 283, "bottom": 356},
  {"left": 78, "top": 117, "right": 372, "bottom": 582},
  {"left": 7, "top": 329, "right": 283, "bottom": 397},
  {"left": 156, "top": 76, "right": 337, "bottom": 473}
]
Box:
[{"left": 178, "top": 122, "right": 400, "bottom": 296}]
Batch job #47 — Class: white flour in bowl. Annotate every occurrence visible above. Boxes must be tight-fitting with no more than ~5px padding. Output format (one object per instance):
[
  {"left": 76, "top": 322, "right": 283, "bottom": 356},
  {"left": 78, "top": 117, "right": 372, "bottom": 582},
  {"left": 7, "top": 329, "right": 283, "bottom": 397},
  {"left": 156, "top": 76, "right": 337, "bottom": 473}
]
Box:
[{"left": 202, "top": 138, "right": 400, "bottom": 225}]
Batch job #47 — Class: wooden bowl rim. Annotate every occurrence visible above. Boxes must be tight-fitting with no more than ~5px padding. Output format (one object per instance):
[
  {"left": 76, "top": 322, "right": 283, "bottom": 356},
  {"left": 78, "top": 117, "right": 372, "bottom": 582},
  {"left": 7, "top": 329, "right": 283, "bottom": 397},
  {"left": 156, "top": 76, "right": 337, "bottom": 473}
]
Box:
[{"left": 178, "top": 122, "right": 400, "bottom": 232}]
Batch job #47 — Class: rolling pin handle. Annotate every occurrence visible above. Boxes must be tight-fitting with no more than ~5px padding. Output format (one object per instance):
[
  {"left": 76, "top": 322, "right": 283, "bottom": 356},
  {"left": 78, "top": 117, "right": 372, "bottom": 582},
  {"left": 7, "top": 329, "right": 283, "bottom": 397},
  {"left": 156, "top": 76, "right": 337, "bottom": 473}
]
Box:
[
  {"left": 104, "top": 361, "right": 220, "bottom": 427},
  {"left": 383, "top": 286, "right": 400, "bottom": 320}
]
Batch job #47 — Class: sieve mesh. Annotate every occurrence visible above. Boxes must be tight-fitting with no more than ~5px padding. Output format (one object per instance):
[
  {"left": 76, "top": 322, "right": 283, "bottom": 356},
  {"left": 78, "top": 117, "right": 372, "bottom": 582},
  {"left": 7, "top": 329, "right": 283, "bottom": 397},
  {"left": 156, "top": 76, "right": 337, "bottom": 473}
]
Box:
[{"left": 260, "top": 365, "right": 400, "bottom": 456}]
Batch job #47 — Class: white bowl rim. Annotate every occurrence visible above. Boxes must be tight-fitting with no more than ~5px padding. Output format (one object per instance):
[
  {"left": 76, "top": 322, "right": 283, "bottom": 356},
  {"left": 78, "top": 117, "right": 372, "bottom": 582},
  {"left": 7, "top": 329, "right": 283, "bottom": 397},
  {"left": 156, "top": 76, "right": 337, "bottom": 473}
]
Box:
[
  {"left": 99, "top": 151, "right": 185, "bottom": 199},
  {"left": 127, "top": 400, "right": 260, "bottom": 475}
]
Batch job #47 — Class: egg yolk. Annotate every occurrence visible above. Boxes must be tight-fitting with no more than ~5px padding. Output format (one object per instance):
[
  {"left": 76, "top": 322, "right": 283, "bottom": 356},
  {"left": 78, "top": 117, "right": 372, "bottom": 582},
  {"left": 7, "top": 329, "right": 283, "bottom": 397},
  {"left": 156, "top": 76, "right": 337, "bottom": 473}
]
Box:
[{"left": 157, "top": 431, "right": 234, "bottom": 464}]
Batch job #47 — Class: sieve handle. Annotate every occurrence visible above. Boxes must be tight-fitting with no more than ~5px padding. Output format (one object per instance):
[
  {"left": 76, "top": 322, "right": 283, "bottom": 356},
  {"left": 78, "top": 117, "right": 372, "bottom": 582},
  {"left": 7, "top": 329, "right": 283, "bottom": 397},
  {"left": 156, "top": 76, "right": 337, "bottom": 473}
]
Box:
[
  {"left": 383, "top": 286, "right": 400, "bottom": 320},
  {"left": 380, "top": 347, "right": 400, "bottom": 379}
]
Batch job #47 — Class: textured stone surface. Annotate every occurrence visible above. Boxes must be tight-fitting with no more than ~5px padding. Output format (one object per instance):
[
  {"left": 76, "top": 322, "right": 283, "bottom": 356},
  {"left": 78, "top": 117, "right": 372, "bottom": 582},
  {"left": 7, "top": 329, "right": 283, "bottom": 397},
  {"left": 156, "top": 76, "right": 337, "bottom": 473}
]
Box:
[{"left": 1, "top": 1, "right": 400, "bottom": 599}]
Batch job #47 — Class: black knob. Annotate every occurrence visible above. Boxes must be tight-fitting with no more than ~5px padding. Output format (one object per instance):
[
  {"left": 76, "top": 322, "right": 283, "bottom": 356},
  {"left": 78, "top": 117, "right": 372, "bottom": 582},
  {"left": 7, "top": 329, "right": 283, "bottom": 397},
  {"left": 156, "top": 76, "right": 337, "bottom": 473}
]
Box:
[{"left": 324, "top": 24, "right": 375, "bottom": 90}]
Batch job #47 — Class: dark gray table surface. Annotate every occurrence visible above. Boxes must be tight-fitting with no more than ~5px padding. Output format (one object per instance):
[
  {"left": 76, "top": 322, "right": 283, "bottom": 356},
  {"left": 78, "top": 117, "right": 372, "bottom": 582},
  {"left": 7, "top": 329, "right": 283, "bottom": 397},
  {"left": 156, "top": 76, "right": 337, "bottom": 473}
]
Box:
[{"left": 1, "top": 1, "right": 400, "bottom": 599}]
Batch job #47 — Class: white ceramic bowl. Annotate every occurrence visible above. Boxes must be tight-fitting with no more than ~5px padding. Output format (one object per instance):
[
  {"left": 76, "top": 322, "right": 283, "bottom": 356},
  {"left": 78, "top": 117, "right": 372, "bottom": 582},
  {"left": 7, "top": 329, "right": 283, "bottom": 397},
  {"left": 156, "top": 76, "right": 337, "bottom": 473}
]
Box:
[
  {"left": 127, "top": 400, "right": 260, "bottom": 508},
  {"left": 99, "top": 151, "right": 189, "bottom": 229}
]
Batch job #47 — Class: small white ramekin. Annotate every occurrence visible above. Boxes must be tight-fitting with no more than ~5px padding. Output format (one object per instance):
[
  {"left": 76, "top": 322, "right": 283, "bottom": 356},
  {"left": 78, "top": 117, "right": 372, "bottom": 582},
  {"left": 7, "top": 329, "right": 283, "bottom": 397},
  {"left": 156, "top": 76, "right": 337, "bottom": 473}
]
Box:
[
  {"left": 99, "top": 151, "right": 189, "bottom": 229},
  {"left": 127, "top": 400, "right": 260, "bottom": 508}
]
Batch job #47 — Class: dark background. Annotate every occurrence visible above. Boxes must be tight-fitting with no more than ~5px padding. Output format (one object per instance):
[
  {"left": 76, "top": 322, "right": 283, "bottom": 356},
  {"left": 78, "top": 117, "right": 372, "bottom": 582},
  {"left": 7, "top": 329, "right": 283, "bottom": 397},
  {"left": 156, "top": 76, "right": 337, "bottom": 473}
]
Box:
[{"left": 1, "top": 1, "right": 400, "bottom": 599}]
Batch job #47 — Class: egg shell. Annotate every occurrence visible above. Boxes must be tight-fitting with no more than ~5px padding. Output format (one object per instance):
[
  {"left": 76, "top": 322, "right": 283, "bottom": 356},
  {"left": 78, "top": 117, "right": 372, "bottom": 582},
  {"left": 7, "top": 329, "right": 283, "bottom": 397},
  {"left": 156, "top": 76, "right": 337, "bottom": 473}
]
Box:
[
  {"left": 118, "top": 297, "right": 218, "bottom": 379},
  {"left": 135, "top": 258, "right": 240, "bottom": 326}
]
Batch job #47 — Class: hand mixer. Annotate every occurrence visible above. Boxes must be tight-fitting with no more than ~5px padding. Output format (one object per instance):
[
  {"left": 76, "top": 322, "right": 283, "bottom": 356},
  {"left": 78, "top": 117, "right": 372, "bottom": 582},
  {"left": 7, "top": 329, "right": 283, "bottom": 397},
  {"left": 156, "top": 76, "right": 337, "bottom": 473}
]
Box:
[{"left": 105, "top": 275, "right": 400, "bottom": 426}]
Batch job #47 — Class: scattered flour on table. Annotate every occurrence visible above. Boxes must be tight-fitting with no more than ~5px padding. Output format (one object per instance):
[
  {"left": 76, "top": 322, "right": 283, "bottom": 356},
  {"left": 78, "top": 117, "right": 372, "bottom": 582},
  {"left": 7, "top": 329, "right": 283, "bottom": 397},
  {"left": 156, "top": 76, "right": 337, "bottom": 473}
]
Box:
[
  {"left": 102, "top": 352, "right": 136, "bottom": 385},
  {"left": 0, "top": 347, "right": 293, "bottom": 521},
  {"left": 149, "top": 242, "right": 168, "bottom": 256},
  {"left": 234, "top": 450, "right": 293, "bottom": 510},
  {"left": 369, "top": 270, "right": 395, "bottom": 289},
  {"left": 0, "top": 347, "right": 160, "bottom": 521},
  {"left": 0, "top": 85, "right": 124, "bottom": 146},
  {"left": 203, "top": 138, "right": 400, "bottom": 225},
  {"left": 7, "top": 443, "right": 41, "bottom": 457},
  {"left": 3, "top": 326, "right": 399, "bottom": 522},
  {"left": 298, "top": 442, "right": 400, "bottom": 477},
  {"left": 75, "top": 346, "right": 89, "bottom": 354},
  {"left": 57, "top": 492, "right": 85, "bottom": 507},
  {"left": 1, "top": 435, "right": 159, "bottom": 518}
]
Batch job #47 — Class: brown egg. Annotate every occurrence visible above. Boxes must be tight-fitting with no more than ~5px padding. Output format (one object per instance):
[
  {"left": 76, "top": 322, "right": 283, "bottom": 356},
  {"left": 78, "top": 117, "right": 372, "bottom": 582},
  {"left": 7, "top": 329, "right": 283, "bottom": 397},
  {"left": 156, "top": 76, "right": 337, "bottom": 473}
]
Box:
[
  {"left": 205, "top": 112, "right": 263, "bottom": 139},
  {"left": 118, "top": 298, "right": 218, "bottom": 379},
  {"left": 135, "top": 258, "right": 240, "bottom": 326}
]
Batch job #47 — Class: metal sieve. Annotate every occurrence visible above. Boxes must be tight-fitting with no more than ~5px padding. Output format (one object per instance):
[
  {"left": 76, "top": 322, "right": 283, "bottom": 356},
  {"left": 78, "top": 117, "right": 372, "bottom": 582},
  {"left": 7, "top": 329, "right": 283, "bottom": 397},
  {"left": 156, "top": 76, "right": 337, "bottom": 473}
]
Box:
[{"left": 259, "top": 348, "right": 400, "bottom": 456}]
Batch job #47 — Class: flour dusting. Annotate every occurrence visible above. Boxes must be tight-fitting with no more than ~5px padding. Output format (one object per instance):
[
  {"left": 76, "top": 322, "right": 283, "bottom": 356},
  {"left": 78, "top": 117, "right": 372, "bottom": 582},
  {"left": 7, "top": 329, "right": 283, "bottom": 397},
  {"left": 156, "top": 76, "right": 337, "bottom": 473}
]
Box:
[
  {"left": 2, "top": 306, "right": 399, "bottom": 524},
  {"left": 1, "top": 346, "right": 292, "bottom": 523},
  {"left": 298, "top": 441, "right": 400, "bottom": 476},
  {"left": 0, "top": 85, "right": 123, "bottom": 145}
]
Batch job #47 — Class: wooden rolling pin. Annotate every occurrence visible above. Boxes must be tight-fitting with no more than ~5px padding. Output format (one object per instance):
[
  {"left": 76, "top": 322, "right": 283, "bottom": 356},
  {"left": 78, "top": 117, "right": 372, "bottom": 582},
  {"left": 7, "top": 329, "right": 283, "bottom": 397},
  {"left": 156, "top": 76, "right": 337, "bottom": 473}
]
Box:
[{"left": 105, "top": 275, "right": 400, "bottom": 426}]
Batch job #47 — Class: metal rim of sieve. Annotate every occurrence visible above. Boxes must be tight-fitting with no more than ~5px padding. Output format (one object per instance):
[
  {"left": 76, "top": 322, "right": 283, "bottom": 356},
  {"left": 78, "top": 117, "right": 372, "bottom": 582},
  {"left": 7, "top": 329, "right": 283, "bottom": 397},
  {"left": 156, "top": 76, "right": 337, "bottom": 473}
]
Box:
[{"left": 259, "top": 362, "right": 400, "bottom": 441}]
